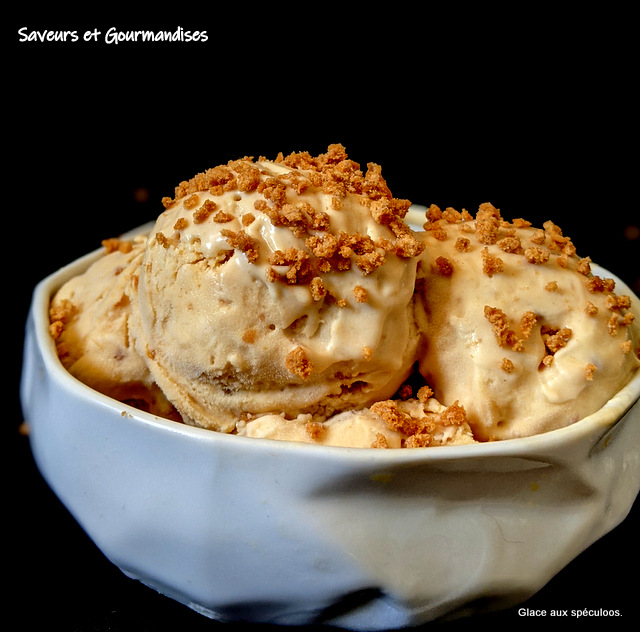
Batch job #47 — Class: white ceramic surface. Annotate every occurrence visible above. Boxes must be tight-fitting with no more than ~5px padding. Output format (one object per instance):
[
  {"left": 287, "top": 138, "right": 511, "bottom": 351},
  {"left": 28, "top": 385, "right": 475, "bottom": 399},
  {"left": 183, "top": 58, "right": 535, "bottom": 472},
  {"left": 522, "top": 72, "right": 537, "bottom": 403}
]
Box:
[{"left": 20, "top": 235, "right": 640, "bottom": 630}]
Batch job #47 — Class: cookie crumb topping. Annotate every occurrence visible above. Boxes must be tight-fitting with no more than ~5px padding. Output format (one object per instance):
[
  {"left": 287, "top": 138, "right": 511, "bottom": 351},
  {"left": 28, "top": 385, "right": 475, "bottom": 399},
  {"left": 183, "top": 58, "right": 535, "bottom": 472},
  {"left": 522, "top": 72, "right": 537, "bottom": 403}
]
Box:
[
  {"left": 48, "top": 147, "right": 640, "bottom": 449},
  {"left": 285, "top": 346, "right": 314, "bottom": 379},
  {"left": 423, "top": 202, "right": 639, "bottom": 370},
  {"left": 162, "top": 145, "right": 424, "bottom": 290},
  {"left": 370, "top": 396, "right": 469, "bottom": 448}
]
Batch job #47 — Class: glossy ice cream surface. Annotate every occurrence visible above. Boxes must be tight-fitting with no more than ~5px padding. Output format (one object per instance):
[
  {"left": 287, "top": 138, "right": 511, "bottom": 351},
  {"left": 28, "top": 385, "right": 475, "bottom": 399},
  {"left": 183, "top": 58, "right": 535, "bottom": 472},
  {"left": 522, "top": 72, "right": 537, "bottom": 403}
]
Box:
[
  {"left": 416, "top": 203, "right": 640, "bottom": 441},
  {"left": 48, "top": 147, "right": 640, "bottom": 447},
  {"left": 130, "top": 148, "right": 424, "bottom": 433}
]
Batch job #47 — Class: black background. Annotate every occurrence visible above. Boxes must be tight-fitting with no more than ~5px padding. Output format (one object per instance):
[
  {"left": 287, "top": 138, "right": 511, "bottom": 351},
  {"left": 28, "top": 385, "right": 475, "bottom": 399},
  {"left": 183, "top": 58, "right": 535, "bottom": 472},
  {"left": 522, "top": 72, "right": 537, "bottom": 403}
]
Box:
[{"left": 8, "top": 9, "right": 638, "bottom": 631}]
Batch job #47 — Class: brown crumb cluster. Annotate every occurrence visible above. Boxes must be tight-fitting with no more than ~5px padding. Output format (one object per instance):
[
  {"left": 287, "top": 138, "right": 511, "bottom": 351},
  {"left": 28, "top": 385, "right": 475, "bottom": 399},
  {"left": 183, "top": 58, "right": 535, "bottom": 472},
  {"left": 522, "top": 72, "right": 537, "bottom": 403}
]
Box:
[
  {"left": 193, "top": 199, "right": 217, "bottom": 223},
  {"left": 423, "top": 201, "right": 640, "bottom": 374},
  {"left": 370, "top": 396, "right": 468, "bottom": 448},
  {"left": 501, "top": 358, "right": 515, "bottom": 373},
  {"left": 484, "top": 306, "right": 537, "bottom": 352},
  {"left": 353, "top": 285, "right": 368, "bottom": 303},
  {"left": 156, "top": 145, "right": 427, "bottom": 381},
  {"left": 305, "top": 420, "right": 325, "bottom": 441},
  {"left": 47, "top": 231, "right": 156, "bottom": 386},
  {"left": 538, "top": 326, "right": 574, "bottom": 369},
  {"left": 285, "top": 346, "right": 314, "bottom": 380},
  {"left": 433, "top": 256, "right": 454, "bottom": 277},
  {"left": 101, "top": 238, "right": 134, "bottom": 254},
  {"left": 220, "top": 229, "right": 260, "bottom": 263},
  {"left": 424, "top": 202, "right": 588, "bottom": 276},
  {"left": 481, "top": 247, "right": 504, "bottom": 277},
  {"left": 161, "top": 145, "right": 425, "bottom": 291},
  {"left": 49, "top": 299, "right": 77, "bottom": 364},
  {"left": 50, "top": 239, "right": 142, "bottom": 362}
]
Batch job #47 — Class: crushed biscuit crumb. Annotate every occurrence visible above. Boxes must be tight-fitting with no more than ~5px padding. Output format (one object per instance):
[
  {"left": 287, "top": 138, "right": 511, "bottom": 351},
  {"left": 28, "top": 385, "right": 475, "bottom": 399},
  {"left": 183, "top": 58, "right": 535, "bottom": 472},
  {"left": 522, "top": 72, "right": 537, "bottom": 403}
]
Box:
[
  {"left": 542, "top": 326, "right": 572, "bottom": 353},
  {"left": 102, "top": 238, "right": 133, "bottom": 254},
  {"left": 440, "top": 401, "right": 467, "bottom": 426},
  {"left": 155, "top": 232, "right": 172, "bottom": 248},
  {"left": 396, "top": 384, "right": 413, "bottom": 400},
  {"left": 530, "top": 229, "right": 546, "bottom": 245},
  {"left": 433, "top": 256, "right": 454, "bottom": 277},
  {"left": 606, "top": 294, "right": 632, "bottom": 311},
  {"left": 404, "top": 434, "right": 432, "bottom": 448},
  {"left": 520, "top": 311, "right": 538, "bottom": 340},
  {"left": 267, "top": 248, "right": 313, "bottom": 284},
  {"left": 475, "top": 203, "right": 501, "bottom": 244},
  {"left": 417, "top": 385, "right": 434, "bottom": 403},
  {"left": 353, "top": 285, "right": 368, "bottom": 303},
  {"left": 587, "top": 276, "right": 616, "bottom": 293},
  {"left": 213, "top": 210, "right": 234, "bottom": 223},
  {"left": 174, "top": 217, "right": 188, "bottom": 231},
  {"left": 585, "top": 301, "right": 599, "bottom": 316},
  {"left": 305, "top": 421, "right": 325, "bottom": 441},
  {"left": 371, "top": 433, "right": 389, "bottom": 448},
  {"left": 356, "top": 250, "right": 386, "bottom": 275},
  {"left": 193, "top": 199, "right": 217, "bottom": 223},
  {"left": 455, "top": 237, "right": 471, "bottom": 252},
  {"left": 221, "top": 229, "right": 260, "bottom": 263},
  {"left": 501, "top": 358, "right": 515, "bottom": 373},
  {"left": 309, "top": 277, "right": 327, "bottom": 301},
  {"left": 285, "top": 346, "right": 314, "bottom": 379},
  {"left": 497, "top": 236, "right": 523, "bottom": 254},
  {"left": 577, "top": 257, "right": 592, "bottom": 276},
  {"left": 370, "top": 400, "right": 417, "bottom": 435},
  {"left": 160, "top": 145, "right": 425, "bottom": 296},
  {"left": 425, "top": 204, "right": 442, "bottom": 223},
  {"left": 484, "top": 306, "right": 537, "bottom": 352},
  {"left": 481, "top": 247, "right": 504, "bottom": 277},
  {"left": 183, "top": 193, "right": 200, "bottom": 210},
  {"left": 524, "top": 246, "right": 550, "bottom": 264}
]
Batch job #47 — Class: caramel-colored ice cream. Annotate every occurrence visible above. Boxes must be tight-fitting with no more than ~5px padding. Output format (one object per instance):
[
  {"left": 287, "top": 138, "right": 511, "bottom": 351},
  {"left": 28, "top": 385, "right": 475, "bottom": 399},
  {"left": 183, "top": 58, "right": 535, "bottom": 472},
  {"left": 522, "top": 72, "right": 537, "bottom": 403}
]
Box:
[
  {"left": 415, "top": 203, "right": 640, "bottom": 441},
  {"left": 49, "top": 236, "right": 179, "bottom": 420},
  {"left": 238, "top": 390, "right": 476, "bottom": 448},
  {"left": 48, "top": 146, "right": 640, "bottom": 448},
  {"left": 129, "top": 145, "right": 425, "bottom": 432}
]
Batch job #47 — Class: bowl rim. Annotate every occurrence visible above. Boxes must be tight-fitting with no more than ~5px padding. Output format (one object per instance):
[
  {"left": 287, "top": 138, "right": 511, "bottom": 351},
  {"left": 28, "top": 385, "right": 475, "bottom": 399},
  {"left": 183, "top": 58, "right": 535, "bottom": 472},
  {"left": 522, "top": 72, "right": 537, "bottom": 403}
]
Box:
[{"left": 25, "top": 225, "right": 640, "bottom": 464}]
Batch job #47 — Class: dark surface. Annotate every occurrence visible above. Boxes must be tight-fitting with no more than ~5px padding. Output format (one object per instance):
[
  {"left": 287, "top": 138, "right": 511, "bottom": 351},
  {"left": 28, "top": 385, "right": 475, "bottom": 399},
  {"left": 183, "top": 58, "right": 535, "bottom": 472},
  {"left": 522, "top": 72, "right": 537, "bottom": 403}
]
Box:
[{"left": 8, "top": 11, "right": 638, "bottom": 631}]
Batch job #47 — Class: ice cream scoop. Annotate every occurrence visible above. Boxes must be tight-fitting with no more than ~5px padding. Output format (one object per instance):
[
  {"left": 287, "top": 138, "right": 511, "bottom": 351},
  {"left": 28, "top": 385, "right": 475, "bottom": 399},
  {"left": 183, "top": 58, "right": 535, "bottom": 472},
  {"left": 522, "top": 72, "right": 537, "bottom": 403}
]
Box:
[
  {"left": 129, "top": 145, "right": 425, "bottom": 432},
  {"left": 49, "top": 235, "right": 179, "bottom": 419},
  {"left": 415, "top": 202, "right": 640, "bottom": 441}
]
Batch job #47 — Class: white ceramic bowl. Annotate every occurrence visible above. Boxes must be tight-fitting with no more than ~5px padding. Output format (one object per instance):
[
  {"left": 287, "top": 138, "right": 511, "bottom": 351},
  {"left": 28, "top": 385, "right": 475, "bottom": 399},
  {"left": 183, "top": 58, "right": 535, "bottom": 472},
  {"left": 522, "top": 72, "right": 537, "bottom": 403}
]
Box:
[{"left": 20, "top": 239, "right": 640, "bottom": 630}]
